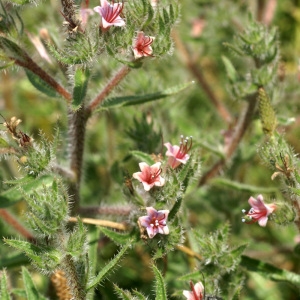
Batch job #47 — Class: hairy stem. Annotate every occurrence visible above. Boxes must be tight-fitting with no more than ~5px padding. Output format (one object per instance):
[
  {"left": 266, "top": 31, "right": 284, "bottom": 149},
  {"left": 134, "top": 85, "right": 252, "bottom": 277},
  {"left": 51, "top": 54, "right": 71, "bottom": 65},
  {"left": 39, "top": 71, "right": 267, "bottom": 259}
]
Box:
[
  {"left": 87, "top": 65, "right": 131, "bottom": 113},
  {"left": 13, "top": 57, "right": 72, "bottom": 102},
  {"left": 172, "top": 30, "right": 232, "bottom": 124},
  {"left": 61, "top": 254, "right": 86, "bottom": 300},
  {"left": 68, "top": 106, "right": 89, "bottom": 216}
]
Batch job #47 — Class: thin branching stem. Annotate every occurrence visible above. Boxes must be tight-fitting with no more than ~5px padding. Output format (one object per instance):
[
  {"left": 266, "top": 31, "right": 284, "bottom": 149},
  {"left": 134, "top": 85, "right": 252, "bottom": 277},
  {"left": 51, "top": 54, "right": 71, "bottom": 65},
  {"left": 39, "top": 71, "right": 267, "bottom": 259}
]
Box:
[
  {"left": 0, "top": 209, "right": 36, "bottom": 242},
  {"left": 172, "top": 30, "right": 232, "bottom": 125},
  {"left": 68, "top": 106, "right": 89, "bottom": 216},
  {"left": 87, "top": 65, "right": 131, "bottom": 113},
  {"left": 13, "top": 57, "right": 72, "bottom": 102},
  {"left": 198, "top": 93, "right": 258, "bottom": 186}
]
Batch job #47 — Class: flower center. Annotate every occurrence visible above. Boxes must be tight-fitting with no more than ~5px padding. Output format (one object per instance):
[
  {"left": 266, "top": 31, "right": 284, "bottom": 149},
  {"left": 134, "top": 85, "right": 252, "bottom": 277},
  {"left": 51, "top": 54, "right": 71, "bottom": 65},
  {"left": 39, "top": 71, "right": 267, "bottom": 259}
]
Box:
[
  {"left": 150, "top": 214, "right": 166, "bottom": 228},
  {"left": 147, "top": 168, "right": 162, "bottom": 184},
  {"left": 177, "top": 135, "right": 192, "bottom": 159}
]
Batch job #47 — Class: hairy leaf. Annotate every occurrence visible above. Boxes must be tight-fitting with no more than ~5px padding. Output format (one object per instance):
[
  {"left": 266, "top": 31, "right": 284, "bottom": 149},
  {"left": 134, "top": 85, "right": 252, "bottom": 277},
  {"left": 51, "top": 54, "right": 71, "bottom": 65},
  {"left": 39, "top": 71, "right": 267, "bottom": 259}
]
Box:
[
  {"left": 0, "top": 270, "right": 11, "bottom": 300},
  {"left": 22, "top": 267, "right": 40, "bottom": 300},
  {"left": 0, "top": 175, "right": 53, "bottom": 208},
  {"left": 72, "top": 68, "right": 90, "bottom": 110},
  {"left": 100, "top": 81, "right": 194, "bottom": 109},
  {"left": 153, "top": 264, "right": 167, "bottom": 300},
  {"left": 240, "top": 255, "right": 300, "bottom": 287},
  {"left": 130, "top": 150, "right": 155, "bottom": 166},
  {"left": 99, "top": 227, "right": 133, "bottom": 245},
  {"left": 86, "top": 242, "right": 131, "bottom": 291},
  {"left": 25, "top": 69, "right": 58, "bottom": 98}
]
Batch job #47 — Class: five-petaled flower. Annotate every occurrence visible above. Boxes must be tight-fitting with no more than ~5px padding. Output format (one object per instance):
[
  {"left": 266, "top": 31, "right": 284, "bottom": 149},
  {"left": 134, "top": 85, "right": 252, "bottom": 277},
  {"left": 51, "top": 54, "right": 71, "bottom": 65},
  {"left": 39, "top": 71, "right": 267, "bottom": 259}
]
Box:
[
  {"left": 183, "top": 281, "right": 204, "bottom": 300},
  {"left": 242, "top": 194, "right": 276, "bottom": 227},
  {"left": 132, "top": 31, "right": 154, "bottom": 59},
  {"left": 138, "top": 207, "right": 169, "bottom": 238},
  {"left": 93, "top": 0, "right": 125, "bottom": 30},
  {"left": 164, "top": 135, "right": 192, "bottom": 169},
  {"left": 133, "top": 162, "right": 165, "bottom": 191}
]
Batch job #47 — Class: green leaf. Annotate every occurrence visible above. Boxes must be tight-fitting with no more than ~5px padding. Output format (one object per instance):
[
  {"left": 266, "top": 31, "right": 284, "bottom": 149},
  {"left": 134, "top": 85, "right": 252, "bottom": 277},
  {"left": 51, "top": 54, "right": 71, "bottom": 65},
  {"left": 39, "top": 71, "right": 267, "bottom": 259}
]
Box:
[
  {"left": 25, "top": 69, "right": 58, "bottom": 98},
  {"left": 240, "top": 255, "right": 300, "bottom": 287},
  {"left": 168, "top": 197, "right": 182, "bottom": 222},
  {"left": 178, "top": 270, "right": 202, "bottom": 282},
  {"left": 152, "top": 264, "right": 167, "bottom": 300},
  {"left": 72, "top": 68, "right": 90, "bottom": 110},
  {"left": 231, "top": 244, "right": 248, "bottom": 260},
  {"left": 0, "top": 175, "right": 53, "bottom": 208},
  {"left": 86, "top": 226, "right": 100, "bottom": 300},
  {"left": 4, "top": 239, "right": 60, "bottom": 270},
  {"left": 113, "top": 284, "right": 132, "bottom": 300},
  {"left": 132, "top": 290, "right": 147, "bottom": 300},
  {"left": 0, "top": 37, "right": 27, "bottom": 62},
  {"left": 130, "top": 150, "right": 155, "bottom": 165},
  {"left": 142, "top": 1, "right": 154, "bottom": 28},
  {"left": 99, "top": 227, "right": 133, "bottom": 245},
  {"left": 100, "top": 81, "right": 194, "bottom": 109},
  {"left": 0, "top": 253, "right": 30, "bottom": 269},
  {"left": 221, "top": 55, "right": 238, "bottom": 82},
  {"left": 22, "top": 267, "right": 40, "bottom": 300},
  {"left": 86, "top": 242, "right": 130, "bottom": 291},
  {"left": 0, "top": 137, "right": 9, "bottom": 147},
  {"left": 0, "top": 270, "right": 11, "bottom": 300},
  {"left": 210, "top": 178, "right": 278, "bottom": 193}
]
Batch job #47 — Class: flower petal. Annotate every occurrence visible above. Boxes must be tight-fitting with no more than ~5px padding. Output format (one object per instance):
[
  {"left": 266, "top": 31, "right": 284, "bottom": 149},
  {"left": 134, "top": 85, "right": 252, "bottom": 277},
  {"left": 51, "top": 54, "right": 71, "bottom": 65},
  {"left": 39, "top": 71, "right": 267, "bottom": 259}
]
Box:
[
  {"left": 146, "top": 207, "right": 158, "bottom": 219},
  {"left": 248, "top": 195, "right": 266, "bottom": 211},
  {"left": 138, "top": 216, "right": 150, "bottom": 227},
  {"left": 146, "top": 226, "right": 157, "bottom": 238},
  {"left": 258, "top": 216, "right": 268, "bottom": 227},
  {"left": 183, "top": 290, "right": 194, "bottom": 300}
]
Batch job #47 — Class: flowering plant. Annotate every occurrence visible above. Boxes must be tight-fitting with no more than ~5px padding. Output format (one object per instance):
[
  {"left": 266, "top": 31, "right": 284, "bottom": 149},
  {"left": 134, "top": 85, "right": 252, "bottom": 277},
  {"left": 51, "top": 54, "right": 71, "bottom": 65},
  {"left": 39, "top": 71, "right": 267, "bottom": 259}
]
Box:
[{"left": 0, "top": 0, "right": 300, "bottom": 299}]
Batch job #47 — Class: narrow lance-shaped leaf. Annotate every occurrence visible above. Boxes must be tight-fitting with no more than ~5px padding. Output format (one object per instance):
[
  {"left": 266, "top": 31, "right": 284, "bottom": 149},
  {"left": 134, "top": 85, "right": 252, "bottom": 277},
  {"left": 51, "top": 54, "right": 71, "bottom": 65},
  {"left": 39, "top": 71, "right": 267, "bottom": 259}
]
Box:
[
  {"left": 152, "top": 264, "right": 167, "bottom": 300},
  {"left": 132, "top": 290, "right": 147, "bottom": 300},
  {"left": 0, "top": 175, "right": 53, "bottom": 208},
  {"left": 4, "top": 239, "right": 60, "bottom": 269},
  {"left": 0, "top": 252, "right": 30, "bottom": 269},
  {"left": 86, "top": 241, "right": 131, "bottom": 291},
  {"left": 221, "top": 56, "right": 238, "bottom": 82},
  {"left": 86, "top": 226, "right": 100, "bottom": 300},
  {"left": 0, "top": 270, "right": 11, "bottom": 300},
  {"left": 113, "top": 284, "right": 132, "bottom": 300},
  {"left": 210, "top": 178, "right": 278, "bottom": 193},
  {"left": 130, "top": 150, "right": 155, "bottom": 166},
  {"left": 25, "top": 69, "right": 58, "bottom": 98},
  {"left": 100, "top": 81, "right": 194, "bottom": 109},
  {"left": 0, "top": 37, "right": 27, "bottom": 62},
  {"left": 72, "top": 68, "right": 90, "bottom": 110},
  {"left": 168, "top": 197, "right": 182, "bottom": 222},
  {"left": 240, "top": 255, "right": 300, "bottom": 287},
  {"left": 99, "top": 227, "right": 133, "bottom": 245},
  {"left": 22, "top": 267, "right": 40, "bottom": 300}
]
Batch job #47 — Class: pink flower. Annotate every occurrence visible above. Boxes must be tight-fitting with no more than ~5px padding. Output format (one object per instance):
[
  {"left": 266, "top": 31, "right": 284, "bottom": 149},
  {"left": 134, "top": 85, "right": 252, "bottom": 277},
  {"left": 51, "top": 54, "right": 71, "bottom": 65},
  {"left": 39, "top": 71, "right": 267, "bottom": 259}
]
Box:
[
  {"left": 242, "top": 194, "right": 276, "bottom": 227},
  {"left": 132, "top": 31, "right": 154, "bottom": 59},
  {"left": 164, "top": 135, "right": 192, "bottom": 169},
  {"left": 138, "top": 207, "right": 169, "bottom": 238},
  {"left": 93, "top": 0, "right": 125, "bottom": 30},
  {"left": 133, "top": 162, "right": 165, "bottom": 191},
  {"left": 183, "top": 281, "right": 204, "bottom": 300}
]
